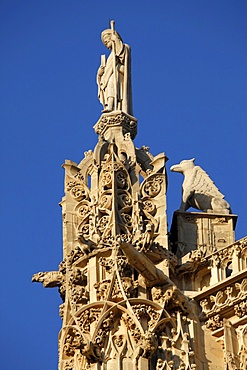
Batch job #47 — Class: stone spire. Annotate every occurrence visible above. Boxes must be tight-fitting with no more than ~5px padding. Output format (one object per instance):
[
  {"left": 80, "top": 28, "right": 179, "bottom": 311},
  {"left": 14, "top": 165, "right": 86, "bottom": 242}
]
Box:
[
  {"left": 33, "top": 22, "right": 198, "bottom": 369},
  {"left": 32, "top": 22, "right": 247, "bottom": 370}
]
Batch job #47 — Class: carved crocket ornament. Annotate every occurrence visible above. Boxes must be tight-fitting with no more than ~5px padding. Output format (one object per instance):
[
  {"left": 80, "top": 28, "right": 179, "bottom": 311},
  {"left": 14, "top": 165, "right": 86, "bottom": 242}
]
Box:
[{"left": 170, "top": 158, "right": 231, "bottom": 214}]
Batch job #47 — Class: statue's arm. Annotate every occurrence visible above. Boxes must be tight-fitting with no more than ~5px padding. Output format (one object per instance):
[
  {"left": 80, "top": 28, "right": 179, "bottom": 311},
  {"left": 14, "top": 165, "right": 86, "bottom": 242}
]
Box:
[
  {"left": 97, "top": 65, "right": 105, "bottom": 78},
  {"left": 97, "top": 54, "right": 106, "bottom": 87}
]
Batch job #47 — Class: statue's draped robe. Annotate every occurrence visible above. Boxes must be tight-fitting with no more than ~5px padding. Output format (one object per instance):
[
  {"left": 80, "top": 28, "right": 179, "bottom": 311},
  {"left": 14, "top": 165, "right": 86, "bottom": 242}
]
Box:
[{"left": 98, "top": 44, "right": 133, "bottom": 116}]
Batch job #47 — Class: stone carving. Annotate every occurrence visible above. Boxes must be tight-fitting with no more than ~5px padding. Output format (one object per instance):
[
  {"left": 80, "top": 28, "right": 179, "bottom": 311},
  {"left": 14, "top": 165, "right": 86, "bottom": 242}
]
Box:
[
  {"left": 62, "top": 332, "right": 101, "bottom": 365},
  {"left": 98, "top": 257, "right": 114, "bottom": 272},
  {"left": 94, "top": 279, "right": 111, "bottom": 301},
  {"left": 198, "top": 278, "right": 247, "bottom": 335},
  {"left": 76, "top": 308, "right": 102, "bottom": 334},
  {"left": 70, "top": 285, "right": 89, "bottom": 306},
  {"left": 223, "top": 319, "right": 240, "bottom": 369},
  {"left": 234, "top": 301, "right": 247, "bottom": 318},
  {"left": 140, "top": 331, "right": 158, "bottom": 358},
  {"left": 94, "top": 111, "right": 137, "bottom": 140},
  {"left": 119, "top": 235, "right": 172, "bottom": 287},
  {"left": 97, "top": 21, "right": 133, "bottom": 115},
  {"left": 151, "top": 284, "right": 189, "bottom": 311},
  {"left": 134, "top": 222, "right": 155, "bottom": 252},
  {"left": 200, "top": 279, "right": 246, "bottom": 315},
  {"left": 176, "top": 249, "right": 207, "bottom": 274},
  {"left": 170, "top": 158, "right": 231, "bottom": 213},
  {"left": 121, "top": 312, "right": 142, "bottom": 344},
  {"left": 63, "top": 327, "right": 86, "bottom": 356},
  {"left": 111, "top": 277, "right": 134, "bottom": 300},
  {"left": 32, "top": 271, "right": 63, "bottom": 287},
  {"left": 205, "top": 314, "right": 223, "bottom": 331},
  {"left": 237, "top": 324, "right": 247, "bottom": 369}
]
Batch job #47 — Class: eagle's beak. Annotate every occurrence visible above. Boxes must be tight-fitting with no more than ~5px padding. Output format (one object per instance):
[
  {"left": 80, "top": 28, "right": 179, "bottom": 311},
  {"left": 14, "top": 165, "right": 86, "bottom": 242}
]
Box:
[{"left": 170, "top": 164, "right": 181, "bottom": 172}]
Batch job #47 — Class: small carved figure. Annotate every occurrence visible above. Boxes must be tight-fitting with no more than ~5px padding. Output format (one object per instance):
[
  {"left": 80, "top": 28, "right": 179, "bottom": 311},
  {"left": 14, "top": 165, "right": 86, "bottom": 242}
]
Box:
[
  {"left": 152, "top": 284, "right": 189, "bottom": 312},
  {"left": 70, "top": 268, "right": 87, "bottom": 285},
  {"left": 176, "top": 249, "right": 205, "bottom": 274},
  {"left": 71, "top": 285, "right": 89, "bottom": 305},
  {"left": 156, "top": 358, "right": 165, "bottom": 370},
  {"left": 97, "top": 21, "right": 132, "bottom": 114},
  {"left": 141, "top": 331, "right": 158, "bottom": 358},
  {"left": 77, "top": 233, "right": 97, "bottom": 255},
  {"left": 163, "top": 286, "right": 189, "bottom": 311},
  {"left": 94, "top": 279, "right": 111, "bottom": 301},
  {"left": 170, "top": 158, "right": 231, "bottom": 214},
  {"left": 113, "top": 334, "right": 124, "bottom": 347},
  {"left": 135, "top": 222, "right": 155, "bottom": 252}
]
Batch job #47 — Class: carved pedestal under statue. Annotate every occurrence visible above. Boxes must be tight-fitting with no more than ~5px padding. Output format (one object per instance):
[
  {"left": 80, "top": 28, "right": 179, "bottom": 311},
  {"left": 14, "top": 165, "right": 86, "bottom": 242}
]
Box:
[
  {"left": 170, "top": 211, "right": 237, "bottom": 259},
  {"left": 33, "top": 22, "right": 247, "bottom": 370}
]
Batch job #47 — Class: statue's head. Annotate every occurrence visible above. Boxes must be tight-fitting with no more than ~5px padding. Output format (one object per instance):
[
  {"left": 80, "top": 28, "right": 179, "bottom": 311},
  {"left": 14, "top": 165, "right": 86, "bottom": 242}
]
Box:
[{"left": 101, "top": 29, "right": 123, "bottom": 50}]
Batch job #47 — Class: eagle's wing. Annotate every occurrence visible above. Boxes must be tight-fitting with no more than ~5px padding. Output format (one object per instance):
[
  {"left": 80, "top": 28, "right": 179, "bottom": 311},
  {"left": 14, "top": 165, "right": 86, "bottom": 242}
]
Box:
[{"left": 192, "top": 166, "right": 225, "bottom": 199}]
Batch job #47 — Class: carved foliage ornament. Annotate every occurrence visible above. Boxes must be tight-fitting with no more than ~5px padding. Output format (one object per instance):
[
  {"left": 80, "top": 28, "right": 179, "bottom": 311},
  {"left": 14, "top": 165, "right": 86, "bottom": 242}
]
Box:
[
  {"left": 94, "top": 112, "right": 137, "bottom": 140},
  {"left": 199, "top": 278, "right": 247, "bottom": 331}
]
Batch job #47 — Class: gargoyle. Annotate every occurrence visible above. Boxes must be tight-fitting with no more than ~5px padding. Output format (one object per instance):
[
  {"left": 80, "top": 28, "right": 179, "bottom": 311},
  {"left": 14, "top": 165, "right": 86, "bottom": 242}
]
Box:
[
  {"left": 32, "top": 271, "right": 63, "bottom": 288},
  {"left": 151, "top": 284, "right": 189, "bottom": 312},
  {"left": 176, "top": 249, "right": 207, "bottom": 274},
  {"left": 170, "top": 158, "right": 231, "bottom": 214}
]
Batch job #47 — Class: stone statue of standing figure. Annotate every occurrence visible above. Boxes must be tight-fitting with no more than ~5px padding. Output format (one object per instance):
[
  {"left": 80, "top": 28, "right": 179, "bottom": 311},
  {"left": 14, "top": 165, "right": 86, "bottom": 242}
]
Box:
[{"left": 97, "top": 21, "right": 133, "bottom": 115}]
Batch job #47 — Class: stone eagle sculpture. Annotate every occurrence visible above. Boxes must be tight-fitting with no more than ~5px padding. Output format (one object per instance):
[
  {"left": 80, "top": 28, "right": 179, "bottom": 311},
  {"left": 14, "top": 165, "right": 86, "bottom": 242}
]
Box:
[{"left": 170, "top": 158, "right": 231, "bottom": 214}]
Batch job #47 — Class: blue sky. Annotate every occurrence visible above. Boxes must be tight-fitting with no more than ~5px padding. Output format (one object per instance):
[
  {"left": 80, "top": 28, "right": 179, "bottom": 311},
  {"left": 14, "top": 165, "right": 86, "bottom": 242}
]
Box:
[{"left": 0, "top": 1, "right": 246, "bottom": 369}]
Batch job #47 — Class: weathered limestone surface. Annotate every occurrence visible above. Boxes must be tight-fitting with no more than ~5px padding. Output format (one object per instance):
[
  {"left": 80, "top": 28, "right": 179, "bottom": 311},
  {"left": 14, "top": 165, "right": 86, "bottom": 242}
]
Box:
[{"left": 33, "top": 22, "right": 247, "bottom": 370}]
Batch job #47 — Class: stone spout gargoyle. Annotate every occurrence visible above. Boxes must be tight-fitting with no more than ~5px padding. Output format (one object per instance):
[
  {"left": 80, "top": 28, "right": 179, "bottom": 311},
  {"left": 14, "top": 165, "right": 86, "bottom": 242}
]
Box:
[
  {"left": 170, "top": 158, "right": 231, "bottom": 214},
  {"left": 32, "top": 271, "right": 63, "bottom": 288}
]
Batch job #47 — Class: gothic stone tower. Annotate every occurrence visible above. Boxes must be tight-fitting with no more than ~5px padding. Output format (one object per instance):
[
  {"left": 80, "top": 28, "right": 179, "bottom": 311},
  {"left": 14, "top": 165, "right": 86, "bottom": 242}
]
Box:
[{"left": 33, "top": 22, "right": 247, "bottom": 370}]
